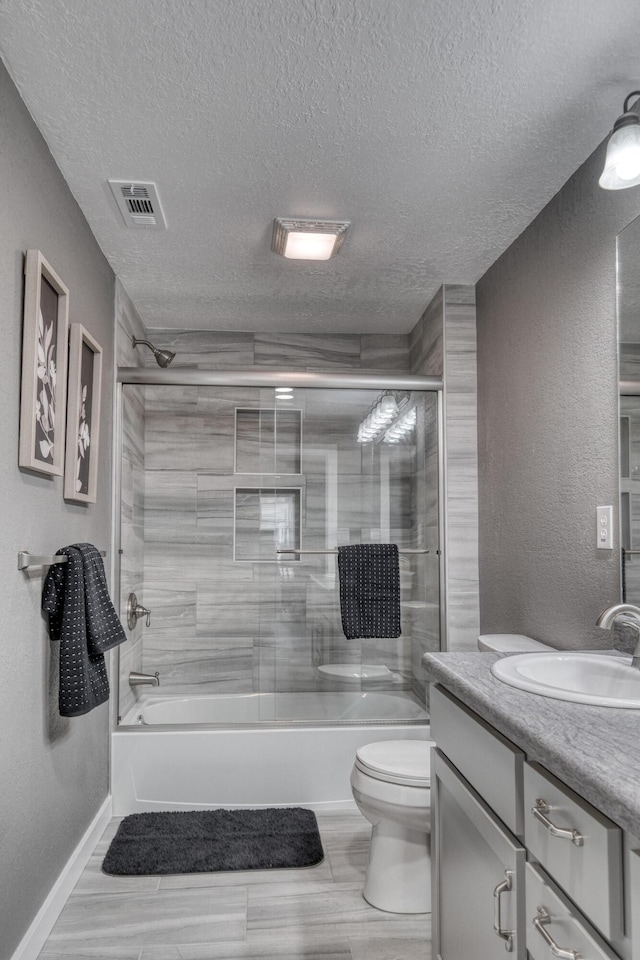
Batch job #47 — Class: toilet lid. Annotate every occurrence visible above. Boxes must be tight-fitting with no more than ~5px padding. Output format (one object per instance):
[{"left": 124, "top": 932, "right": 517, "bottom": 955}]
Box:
[{"left": 355, "top": 740, "right": 432, "bottom": 786}]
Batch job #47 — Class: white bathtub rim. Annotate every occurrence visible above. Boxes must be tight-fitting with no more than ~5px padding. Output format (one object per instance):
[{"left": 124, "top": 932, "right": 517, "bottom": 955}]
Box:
[{"left": 120, "top": 689, "right": 427, "bottom": 727}]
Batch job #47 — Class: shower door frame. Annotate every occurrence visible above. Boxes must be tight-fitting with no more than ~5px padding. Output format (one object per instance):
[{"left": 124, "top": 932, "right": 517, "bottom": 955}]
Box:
[{"left": 113, "top": 369, "right": 446, "bottom": 721}]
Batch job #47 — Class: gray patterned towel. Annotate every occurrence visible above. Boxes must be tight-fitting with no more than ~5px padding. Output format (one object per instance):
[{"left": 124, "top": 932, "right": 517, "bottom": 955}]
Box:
[
  {"left": 337, "top": 544, "right": 401, "bottom": 640},
  {"left": 42, "top": 543, "right": 126, "bottom": 717}
]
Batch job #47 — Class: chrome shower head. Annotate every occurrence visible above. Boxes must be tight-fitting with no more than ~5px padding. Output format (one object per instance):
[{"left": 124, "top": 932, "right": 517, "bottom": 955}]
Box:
[{"left": 131, "top": 336, "right": 176, "bottom": 368}]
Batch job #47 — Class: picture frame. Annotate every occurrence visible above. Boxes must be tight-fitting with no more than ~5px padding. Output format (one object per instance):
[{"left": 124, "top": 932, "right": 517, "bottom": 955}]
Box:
[
  {"left": 19, "top": 250, "right": 70, "bottom": 475},
  {"left": 64, "top": 323, "right": 103, "bottom": 503}
]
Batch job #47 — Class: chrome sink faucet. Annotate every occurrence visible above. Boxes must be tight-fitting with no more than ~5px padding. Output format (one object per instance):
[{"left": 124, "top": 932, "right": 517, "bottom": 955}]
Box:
[{"left": 596, "top": 603, "right": 640, "bottom": 669}]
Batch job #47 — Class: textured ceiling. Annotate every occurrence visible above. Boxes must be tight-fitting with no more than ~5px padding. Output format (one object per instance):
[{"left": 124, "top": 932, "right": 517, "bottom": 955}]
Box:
[{"left": 0, "top": 0, "right": 639, "bottom": 333}]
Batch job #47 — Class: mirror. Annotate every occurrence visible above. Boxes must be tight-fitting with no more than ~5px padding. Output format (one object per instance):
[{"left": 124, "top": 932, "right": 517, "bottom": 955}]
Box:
[{"left": 617, "top": 215, "right": 640, "bottom": 602}]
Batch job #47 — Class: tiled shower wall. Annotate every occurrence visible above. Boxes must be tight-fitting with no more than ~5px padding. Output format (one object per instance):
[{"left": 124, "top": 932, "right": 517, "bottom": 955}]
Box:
[
  {"left": 116, "top": 306, "right": 480, "bottom": 712},
  {"left": 116, "top": 282, "right": 148, "bottom": 720},
  {"left": 143, "top": 330, "right": 411, "bottom": 372},
  {"left": 411, "top": 284, "right": 480, "bottom": 653}
]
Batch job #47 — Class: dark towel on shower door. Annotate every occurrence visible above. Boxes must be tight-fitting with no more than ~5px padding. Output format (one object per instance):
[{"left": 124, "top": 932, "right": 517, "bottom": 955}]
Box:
[
  {"left": 42, "top": 543, "right": 127, "bottom": 717},
  {"left": 337, "top": 544, "right": 401, "bottom": 639}
]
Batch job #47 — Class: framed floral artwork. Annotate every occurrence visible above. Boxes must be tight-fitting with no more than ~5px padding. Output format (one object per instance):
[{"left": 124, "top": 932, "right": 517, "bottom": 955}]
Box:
[
  {"left": 19, "top": 250, "right": 70, "bottom": 475},
  {"left": 64, "top": 323, "right": 103, "bottom": 503}
]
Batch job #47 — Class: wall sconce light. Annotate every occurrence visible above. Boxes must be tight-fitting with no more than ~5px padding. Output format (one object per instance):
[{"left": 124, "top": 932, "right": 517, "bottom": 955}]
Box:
[
  {"left": 272, "top": 218, "right": 350, "bottom": 260},
  {"left": 599, "top": 91, "right": 640, "bottom": 190}
]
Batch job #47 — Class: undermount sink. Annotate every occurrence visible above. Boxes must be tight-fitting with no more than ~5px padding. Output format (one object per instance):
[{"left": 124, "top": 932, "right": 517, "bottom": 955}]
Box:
[{"left": 490, "top": 652, "right": 640, "bottom": 708}]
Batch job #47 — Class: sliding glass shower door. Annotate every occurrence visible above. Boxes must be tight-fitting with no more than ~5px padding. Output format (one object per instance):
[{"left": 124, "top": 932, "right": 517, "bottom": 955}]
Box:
[{"left": 118, "top": 379, "right": 440, "bottom": 725}]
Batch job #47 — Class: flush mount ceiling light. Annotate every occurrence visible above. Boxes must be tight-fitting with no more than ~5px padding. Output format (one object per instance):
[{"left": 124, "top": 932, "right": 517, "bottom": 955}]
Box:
[
  {"left": 600, "top": 91, "right": 640, "bottom": 190},
  {"left": 271, "top": 218, "right": 350, "bottom": 260}
]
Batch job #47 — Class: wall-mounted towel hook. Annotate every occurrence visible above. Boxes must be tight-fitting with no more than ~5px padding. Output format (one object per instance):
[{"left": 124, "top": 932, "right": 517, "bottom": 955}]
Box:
[{"left": 18, "top": 550, "right": 107, "bottom": 570}]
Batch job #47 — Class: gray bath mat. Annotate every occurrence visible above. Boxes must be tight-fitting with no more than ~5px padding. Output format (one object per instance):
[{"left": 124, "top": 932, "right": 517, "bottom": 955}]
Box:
[{"left": 102, "top": 807, "right": 324, "bottom": 875}]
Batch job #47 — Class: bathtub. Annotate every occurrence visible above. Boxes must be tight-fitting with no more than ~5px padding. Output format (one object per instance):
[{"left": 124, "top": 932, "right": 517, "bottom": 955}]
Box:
[{"left": 111, "top": 691, "right": 429, "bottom": 815}]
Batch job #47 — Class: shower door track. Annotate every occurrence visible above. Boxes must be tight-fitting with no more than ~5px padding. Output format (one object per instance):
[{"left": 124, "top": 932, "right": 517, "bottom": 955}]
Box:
[
  {"left": 117, "top": 368, "right": 442, "bottom": 391},
  {"left": 113, "top": 368, "right": 446, "bottom": 722}
]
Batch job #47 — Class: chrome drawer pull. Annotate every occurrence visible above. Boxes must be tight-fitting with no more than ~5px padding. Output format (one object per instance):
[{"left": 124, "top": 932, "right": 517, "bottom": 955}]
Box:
[
  {"left": 532, "top": 799, "right": 584, "bottom": 846},
  {"left": 493, "top": 870, "right": 514, "bottom": 952},
  {"left": 533, "top": 906, "right": 583, "bottom": 959}
]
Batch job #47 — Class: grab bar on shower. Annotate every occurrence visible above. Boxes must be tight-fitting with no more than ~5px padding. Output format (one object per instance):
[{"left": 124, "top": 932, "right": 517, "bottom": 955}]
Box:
[
  {"left": 276, "top": 548, "right": 429, "bottom": 555},
  {"left": 18, "top": 550, "right": 107, "bottom": 570}
]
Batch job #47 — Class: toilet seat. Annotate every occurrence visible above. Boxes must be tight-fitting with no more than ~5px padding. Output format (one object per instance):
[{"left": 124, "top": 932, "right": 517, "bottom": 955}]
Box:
[{"left": 355, "top": 740, "right": 431, "bottom": 787}]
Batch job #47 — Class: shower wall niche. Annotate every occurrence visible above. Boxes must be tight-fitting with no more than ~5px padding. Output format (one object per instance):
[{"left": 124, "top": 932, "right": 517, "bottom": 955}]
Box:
[{"left": 117, "top": 381, "right": 440, "bottom": 723}]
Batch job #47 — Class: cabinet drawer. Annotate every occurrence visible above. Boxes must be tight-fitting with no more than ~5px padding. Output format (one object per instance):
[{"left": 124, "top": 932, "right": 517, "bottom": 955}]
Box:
[
  {"left": 523, "top": 761, "right": 623, "bottom": 941},
  {"left": 430, "top": 685, "right": 524, "bottom": 836},
  {"left": 526, "top": 862, "right": 622, "bottom": 960}
]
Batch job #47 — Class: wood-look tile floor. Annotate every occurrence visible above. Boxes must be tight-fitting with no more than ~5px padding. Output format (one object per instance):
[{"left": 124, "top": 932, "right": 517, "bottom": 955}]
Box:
[{"left": 37, "top": 810, "right": 431, "bottom": 960}]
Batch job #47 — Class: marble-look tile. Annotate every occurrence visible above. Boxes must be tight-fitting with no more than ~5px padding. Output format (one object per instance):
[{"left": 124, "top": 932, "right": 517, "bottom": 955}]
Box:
[
  {"left": 254, "top": 334, "right": 361, "bottom": 369},
  {"left": 145, "top": 472, "right": 197, "bottom": 526},
  {"left": 442, "top": 284, "right": 480, "bottom": 651},
  {"left": 145, "top": 385, "right": 199, "bottom": 416},
  {"left": 144, "top": 518, "right": 234, "bottom": 547},
  {"left": 360, "top": 335, "right": 410, "bottom": 372},
  {"left": 145, "top": 329, "right": 255, "bottom": 369},
  {"left": 235, "top": 408, "right": 301, "bottom": 475},
  {"left": 158, "top": 856, "right": 334, "bottom": 889},
  {"left": 144, "top": 543, "right": 250, "bottom": 581},
  {"left": 43, "top": 887, "right": 246, "bottom": 948},
  {"left": 37, "top": 811, "right": 431, "bottom": 960},
  {"left": 144, "top": 634, "right": 253, "bottom": 689},
  {"left": 117, "top": 636, "right": 143, "bottom": 719},
  {"left": 144, "top": 413, "right": 235, "bottom": 473},
  {"left": 197, "top": 385, "right": 262, "bottom": 409},
  {"left": 322, "top": 841, "right": 372, "bottom": 886},
  {"left": 196, "top": 594, "right": 259, "bottom": 638},
  {"left": 409, "top": 288, "right": 443, "bottom": 376},
  {"left": 122, "top": 386, "right": 146, "bottom": 465},
  {"left": 139, "top": 581, "right": 197, "bottom": 636},
  {"left": 116, "top": 281, "right": 147, "bottom": 369},
  {"left": 246, "top": 884, "right": 428, "bottom": 941},
  {"left": 349, "top": 936, "right": 431, "bottom": 960},
  {"left": 39, "top": 947, "right": 141, "bottom": 960},
  {"left": 197, "top": 486, "right": 234, "bottom": 521},
  {"left": 71, "top": 851, "right": 161, "bottom": 895},
  {"left": 141, "top": 937, "right": 352, "bottom": 960}
]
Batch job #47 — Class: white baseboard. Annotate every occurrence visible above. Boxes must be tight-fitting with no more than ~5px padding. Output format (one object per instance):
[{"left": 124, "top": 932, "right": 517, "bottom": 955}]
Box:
[{"left": 11, "top": 795, "right": 112, "bottom": 960}]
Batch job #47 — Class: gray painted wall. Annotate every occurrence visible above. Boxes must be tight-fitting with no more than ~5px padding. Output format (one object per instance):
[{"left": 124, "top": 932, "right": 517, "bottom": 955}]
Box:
[
  {"left": 0, "top": 61, "right": 115, "bottom": 957},
  {"left": 477, "top": 134, "right": 640, "bottom": 647}
]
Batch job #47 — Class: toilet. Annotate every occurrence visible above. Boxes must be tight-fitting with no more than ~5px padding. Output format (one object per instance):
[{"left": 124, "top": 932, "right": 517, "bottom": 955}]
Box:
[
  {"left": 350, "top": 739, "right": 434, "bottom": 914},
  {"left": 316, "top": 663, "right": 393, "bottom": 686},
  {"left": 477, "top": 633, "right": 553, "bottom": 653},
  {"left": 350, "top": 634, "right": 554, "bottom": 914}
]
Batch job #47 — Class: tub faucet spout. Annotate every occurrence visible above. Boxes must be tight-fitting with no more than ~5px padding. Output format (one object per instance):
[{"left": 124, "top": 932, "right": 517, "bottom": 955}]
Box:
[
  {"left": 596, "top": 603, "right": 640, "bottom": 669},
  {"left": 129, "top": 671, "right": 160, "bottom": 687}
]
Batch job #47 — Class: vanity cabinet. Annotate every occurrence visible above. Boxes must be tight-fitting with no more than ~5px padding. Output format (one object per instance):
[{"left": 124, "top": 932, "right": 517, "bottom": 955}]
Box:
[
  {"left": 432, "top": 750, "right": 526, "bottom": 958},
  {"left": 431, "top": 684, "right": 636, "bottom": 960}
]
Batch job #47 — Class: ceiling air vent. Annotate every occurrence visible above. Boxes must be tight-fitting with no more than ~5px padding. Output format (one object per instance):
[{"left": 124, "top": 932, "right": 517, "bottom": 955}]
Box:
[{"left": 108, "top": 180, "right": 167, "bottom": 229}]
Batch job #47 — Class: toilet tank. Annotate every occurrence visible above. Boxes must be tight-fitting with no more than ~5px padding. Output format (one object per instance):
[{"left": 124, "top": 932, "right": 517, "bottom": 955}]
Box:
[{"left": 477, "top": 634, "right": 553, "bottom": 653}]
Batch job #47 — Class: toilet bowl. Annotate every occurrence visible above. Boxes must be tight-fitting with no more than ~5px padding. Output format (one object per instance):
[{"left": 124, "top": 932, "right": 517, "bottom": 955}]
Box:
[
  {"left": 316, "top": 663, "right": 393, "bottom": 686},
  {"left": 350, "top": 739, "right": 434, "bottom": 914}
]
